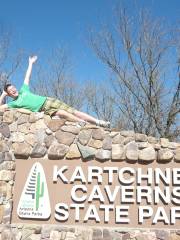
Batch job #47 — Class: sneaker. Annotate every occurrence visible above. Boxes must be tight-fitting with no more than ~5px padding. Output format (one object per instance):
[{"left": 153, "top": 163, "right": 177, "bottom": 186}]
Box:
[{"left": 97, "top": 120, "right": 110, "bottom": 128}]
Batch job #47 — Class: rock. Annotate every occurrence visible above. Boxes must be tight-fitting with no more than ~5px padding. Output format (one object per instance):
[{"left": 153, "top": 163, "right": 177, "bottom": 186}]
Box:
[
  {"left": 135, "top": 133, "right": 147, "bottom": 142},
  {"left": 138, "top": 142, "right": 151, "bottom": 149},
  {"left": 3, "top": 111, "right": 14, "bottom": 123},
  {"left": 65, "top": 121, "right": 78, "bottom": 126},
  {"left": 5, "top": 183, "right": 12, "bottom": 200},
  {"left": 135, "top": 233, "right": 150, "bottom": 240},
  {"left": 12, "top": 142, "right": 32, "bottom": 159},
  {"left": 43, "top": 114, "right": 52, "bottom": 125},
  {"left": 93, "top": 229, "right": 102, "bottom": 239},
  {"left": 102, "top": 136, "right": 112, "bottom": 150},
  {"left": 61, "top": 125, "right": 80, "bottom": 135},
  {"left": 21, "top": 228, "right": 35, "bottom": 240},
  {"left": 92, "top": 129, "right": 105, "bottom": 140},
  {"left": 174, "top": 149, "right": 180, "bottom": 162},
  {"left": 78, "top": 129, "right": 92, "bottom": 145},
  {"left": 95, "top": 149, "right": 111, "bottom": 161},
  {"left": 0, "top": 205, "right": 4, "bottom": 224},
  {"left": 56, "top": 231, "right": 66, "bottom": 239},
  {"left": 160, "top": 138, "right": 169, "bottom": 148},
  {"left": 0, "top": 123, "right": 10, "bottom": 138},
  {"left": 125, "top": 141, "right": 138, "bottom": 161},
  {"left": 66, "top": 144, "right": 81, "bottom": 159},
  {"left": 139, "top": 147, "right": 156, "bottom": 161},
  {"left": 148, "top": 136, "right": 159, "bottom": 144},
  {"left": 44, "top": 135, "right": 55, "bottom": 148},
  {"left": 29, "top": 112, "right": 38, "bottom": 123},
  {"left": 47, "top": 119, "right": 65, "bottom": 131},
  {"left": 5, "top": 152, "right": 14, "bottom": 161},
  {"left": 55, "top": 130, "right": 75, "bottom": 145},
  {"left": 122, "top": 233, "right": 131, "bottom": 240},
  {"left": 158, "top": 149, "right": 174, "bottom": 162},
  {"left": 34, "top": 129, "right": 46, "bottom": 144},
  {"left": 0, "top": 161, "right": 15, "bottom": 171},
  {"left": 77, "top": 143, "right": 96, "bottom": 159},
  {"left": 66, "top": 232, "right": 76, "bottom": 239},
  {"left": 112, "top": 144, "right": 125, "bottom": 161},
  {"left": 28, "top": 123, "right": 37, "bottom": 133},
  {"left": 18, "top": 123, "right": 31, "bottom": 134},
  {"left": 46, "top": 128, "right": 53, "bottom": 135},
  {"left": 50, "top": 231, "right": 59, "bottom": 240},
  {"left": 31, "top": 143, "right": 47, "bottom": 158},
  {"left": 0, "top": 140, "right": 9, "bottom": 152},
  {"left": 35, "top": 119, "right": 47, "bottom": 129},
  {"left": 123, "top": 137, "right": 135, "bottom": 144},
  {"left": 88, "top": 139, "right": 103, "bottom": 149},
  {"left": 120, "top": 130, "right": 135, "bottom": 137},
  {"left": 0, "top": 153, "right": 5, "bottom": 164},
  {"left": 82, "top": 124, "right": 99, "bottom": 129},
  {"left": 11, "top": 132, "right": 25, "bottom": 142},
  {"left": 9, "top": 122, "right": 18, "bottom": 132},
  {"left": 153, "top": 143, "right": 161, "bottom": 150},
  {"left": 0, "top": 170, "right": 14, "bottom": 181},
  {"left": 48, "top": 143, "right": 69, "bottom": 159},
  {"left": 155, "top": 230, "right": 170, "bottom": 240},
  {"left": 17, "top": 114, "right": 29, "bottom": 125},
  {"left": 170, "top": 233, "right": 180, "bottom": 240},
  {"left": 17, "top": 108, "right": 32, "bottom": 114},
  {"left": 23, "top": 224, "right": 41, "bottom": 233},
  {"left": 112, "top": 134, "right": 125, "bottom": 144},
  {"left": 27, "top": 233, "right": 41, "bottom": 240},
  {"left": 1, "top": 226, "right": 14, "bottom": 239},
  {"left": 168, "top": 142, "right": 179, "bottom": 149},
  {"left": 109, "top": 131, "right": 119, "bottom": 137},
  {"left": 24, "top": 133, "right": 37, "bottom": 146},
  {"left": 103, "top": 229, "right": 111, "bottom": 240},
  {"left": 29, "top": 112, "right": 44, "bottom": 123}
]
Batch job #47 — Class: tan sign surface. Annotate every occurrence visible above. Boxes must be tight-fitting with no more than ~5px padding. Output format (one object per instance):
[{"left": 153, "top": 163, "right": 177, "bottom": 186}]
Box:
[{"left": 12, "top": 159, "right": 180, "bottom": 228}]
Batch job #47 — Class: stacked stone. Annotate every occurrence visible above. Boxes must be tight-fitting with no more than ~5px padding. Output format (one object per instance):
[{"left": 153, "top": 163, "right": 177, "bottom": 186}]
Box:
[
  {"left": 0, "top": 111, "right": 15, "bottom": 225},
  {"left": 0, "top": 224, "right": 180, "bottom": 240},
  {"left": 0, "top": 109, "right": 180, "bottom": 239},
  {"left": 0, "top": 109, "right": 179, "bottom": 162}
]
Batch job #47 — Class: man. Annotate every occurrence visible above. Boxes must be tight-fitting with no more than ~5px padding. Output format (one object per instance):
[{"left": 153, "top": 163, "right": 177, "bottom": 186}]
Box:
[{"left": 0, "top": 56, "right": 110, "bottom": 128}]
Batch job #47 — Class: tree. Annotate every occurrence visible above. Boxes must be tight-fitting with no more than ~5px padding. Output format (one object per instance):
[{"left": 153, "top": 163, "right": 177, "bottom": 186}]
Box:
[
  {"left": 0, "top": 24, "right": 23, "bottom": 95},
  {"left": 89, "top": 7, "right": 180, "bottom": 140},
  {"left": 33, "top": 47, "right": 85, "bottom": 110},
  {"left": 84, "top": 81, "right": 117, "bottom": 123}
]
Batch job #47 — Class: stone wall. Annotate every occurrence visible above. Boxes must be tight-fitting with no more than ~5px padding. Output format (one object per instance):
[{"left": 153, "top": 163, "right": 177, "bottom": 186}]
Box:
[{"left": 0, "top": 108, "right": 180, "bottom": 240}]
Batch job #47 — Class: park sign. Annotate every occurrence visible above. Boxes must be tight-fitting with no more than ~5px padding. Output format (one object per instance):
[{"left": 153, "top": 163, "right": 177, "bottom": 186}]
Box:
[
  {"left": 13, "top": 159, "right": 180, "bottom": 228},
  {"left": 17, "top": 162, "right": 51, "bottom": 219}
]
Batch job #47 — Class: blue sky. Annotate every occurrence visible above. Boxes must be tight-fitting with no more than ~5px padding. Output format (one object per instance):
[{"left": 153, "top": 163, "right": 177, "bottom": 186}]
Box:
[{"left": 0, "top": 0, "right": 180, "bottom": 87}]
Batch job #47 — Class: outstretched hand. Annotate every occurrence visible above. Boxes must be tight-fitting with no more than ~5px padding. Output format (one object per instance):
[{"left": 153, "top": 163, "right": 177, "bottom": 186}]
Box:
[{"left": 29, "top": 55, "right": 38, "bottom": 64}]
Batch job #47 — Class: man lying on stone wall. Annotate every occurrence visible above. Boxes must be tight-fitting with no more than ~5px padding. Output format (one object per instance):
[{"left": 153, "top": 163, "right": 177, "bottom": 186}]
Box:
[{"left": 0, "top": 55, "right": 110, "bottom": 128}]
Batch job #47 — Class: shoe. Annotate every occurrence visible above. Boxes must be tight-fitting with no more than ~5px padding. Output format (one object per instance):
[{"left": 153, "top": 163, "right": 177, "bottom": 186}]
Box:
[{"left": 97, "top": 120, "right": 110, "bottom": 128}]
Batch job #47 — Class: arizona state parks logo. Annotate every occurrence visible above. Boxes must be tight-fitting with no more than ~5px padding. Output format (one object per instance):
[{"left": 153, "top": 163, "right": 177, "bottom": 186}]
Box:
[{"left": 17, "top": 162, "right": 51, "bottom": 219}]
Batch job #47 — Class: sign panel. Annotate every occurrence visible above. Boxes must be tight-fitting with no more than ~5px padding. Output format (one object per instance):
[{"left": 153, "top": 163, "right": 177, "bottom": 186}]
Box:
[
  {"left": 17, "top": 162, "right": 51, "bottom": 219},
  {"left": 12, "top": 159, "right": 180, "bottom": 228}
]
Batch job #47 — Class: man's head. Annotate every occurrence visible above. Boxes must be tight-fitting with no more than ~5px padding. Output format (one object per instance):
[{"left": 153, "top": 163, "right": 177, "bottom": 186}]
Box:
[{"left": 4, "top": 84, "right": 19, "bottom": 98}]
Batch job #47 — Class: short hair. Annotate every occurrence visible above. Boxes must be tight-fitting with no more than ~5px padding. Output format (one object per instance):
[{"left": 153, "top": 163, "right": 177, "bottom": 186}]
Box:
[{"left": 4, "top": 83, "right": 12, "bottom": 92}]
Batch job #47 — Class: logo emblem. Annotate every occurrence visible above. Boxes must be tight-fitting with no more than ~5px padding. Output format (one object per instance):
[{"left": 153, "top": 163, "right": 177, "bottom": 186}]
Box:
[{"left": 17, "top": 162, "right": 51, "bottom": 219}]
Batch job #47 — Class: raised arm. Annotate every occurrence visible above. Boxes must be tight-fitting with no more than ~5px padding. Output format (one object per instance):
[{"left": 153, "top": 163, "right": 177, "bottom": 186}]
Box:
[
  {"left": 0, "top": 91, "right": 8, "bottom": 111},
  {"left": 24, "top": 55, "right": 38, "bottom": 85}
]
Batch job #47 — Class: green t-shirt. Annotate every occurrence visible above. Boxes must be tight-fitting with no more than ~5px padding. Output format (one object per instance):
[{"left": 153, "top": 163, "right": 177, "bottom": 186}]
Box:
[{"left": 8, "top": 84, "right": 46, "bottom": 112}]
